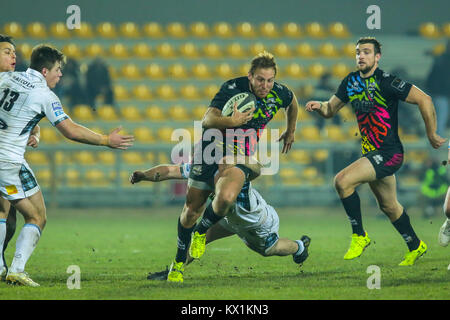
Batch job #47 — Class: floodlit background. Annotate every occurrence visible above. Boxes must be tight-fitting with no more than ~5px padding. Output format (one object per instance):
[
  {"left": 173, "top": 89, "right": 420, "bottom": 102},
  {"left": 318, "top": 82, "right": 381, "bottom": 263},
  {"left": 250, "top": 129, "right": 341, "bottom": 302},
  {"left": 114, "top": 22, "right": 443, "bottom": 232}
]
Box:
[{"left": 1, "top": 0, "right": 448, "bottom": 211}]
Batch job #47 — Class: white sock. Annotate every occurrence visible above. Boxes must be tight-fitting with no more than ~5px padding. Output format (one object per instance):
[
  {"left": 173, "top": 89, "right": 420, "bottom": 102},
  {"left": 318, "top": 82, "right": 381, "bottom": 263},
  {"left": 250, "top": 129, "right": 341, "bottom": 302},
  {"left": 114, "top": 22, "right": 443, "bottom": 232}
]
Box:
[
  {"left": 294, "top": 239, "right": 305, "bottom": 256},
  {"left": 9, "top": 224, "right": 41, "bottom": 273},
  {"left": 0, "top": 219, "right": 6, "bottom": 269}
]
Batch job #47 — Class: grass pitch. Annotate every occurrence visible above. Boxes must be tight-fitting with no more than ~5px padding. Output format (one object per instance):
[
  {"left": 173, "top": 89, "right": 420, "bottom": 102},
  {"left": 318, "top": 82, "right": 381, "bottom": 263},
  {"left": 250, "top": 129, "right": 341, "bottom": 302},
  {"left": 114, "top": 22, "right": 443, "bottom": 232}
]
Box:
[{"left": 0, "top": 206, "right": 449, "bottom": 300}]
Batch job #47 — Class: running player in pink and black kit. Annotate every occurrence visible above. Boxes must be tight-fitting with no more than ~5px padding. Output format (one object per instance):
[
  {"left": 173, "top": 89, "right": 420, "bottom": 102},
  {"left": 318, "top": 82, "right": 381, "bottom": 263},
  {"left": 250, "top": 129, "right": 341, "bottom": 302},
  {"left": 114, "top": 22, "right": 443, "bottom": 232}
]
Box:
[{"left": 306, "top": 37, "right": 446, "bottom": 266}]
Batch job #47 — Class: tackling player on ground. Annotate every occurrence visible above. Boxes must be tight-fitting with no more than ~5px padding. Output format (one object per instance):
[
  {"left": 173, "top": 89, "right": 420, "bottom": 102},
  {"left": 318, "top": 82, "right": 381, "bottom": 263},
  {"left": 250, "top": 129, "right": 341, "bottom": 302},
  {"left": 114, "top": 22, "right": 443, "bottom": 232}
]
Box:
[
  {"left": 130, "top": 163, "right": 311, "bottom": 282},
  {"left": 305, "top": 37, "right": 446, "bottom": 266},
  {"left": 0, "top": 44, "right": 134, "bottom": 286}
]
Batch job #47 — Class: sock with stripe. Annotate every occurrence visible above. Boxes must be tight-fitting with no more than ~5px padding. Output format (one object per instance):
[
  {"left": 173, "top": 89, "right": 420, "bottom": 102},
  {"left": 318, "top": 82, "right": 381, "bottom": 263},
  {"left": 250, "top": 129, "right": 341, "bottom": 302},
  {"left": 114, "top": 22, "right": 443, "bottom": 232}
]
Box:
[
  {"left": 0, "top": 219, "right": 6, "bottom": 269},
  {"left": 392, "top": 210, "right": 421, "bottom": 251},
  {"left": 194, "top": 203, "right": 224, "bottom": 235},
  {"left": 175, "top": 218, "right": 196, "bottom": 264},
  {"left": 340, "top": 191, "right": 365, "bottom": 236}
]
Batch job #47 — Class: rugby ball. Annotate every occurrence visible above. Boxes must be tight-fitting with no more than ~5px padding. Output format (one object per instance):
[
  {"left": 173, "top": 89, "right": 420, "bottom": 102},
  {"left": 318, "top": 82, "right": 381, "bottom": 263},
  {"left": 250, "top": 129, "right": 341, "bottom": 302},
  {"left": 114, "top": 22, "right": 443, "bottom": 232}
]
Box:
[{"left": 221, "top": 92, "right": 257, "bottom": 117}]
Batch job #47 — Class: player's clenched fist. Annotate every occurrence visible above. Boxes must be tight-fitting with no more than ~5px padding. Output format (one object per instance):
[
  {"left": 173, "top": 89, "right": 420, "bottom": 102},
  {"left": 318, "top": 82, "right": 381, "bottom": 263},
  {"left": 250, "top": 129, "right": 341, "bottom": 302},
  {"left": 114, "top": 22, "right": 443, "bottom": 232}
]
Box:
[{"left": 305, "top": 101, "right": 322, "bottom": 112}]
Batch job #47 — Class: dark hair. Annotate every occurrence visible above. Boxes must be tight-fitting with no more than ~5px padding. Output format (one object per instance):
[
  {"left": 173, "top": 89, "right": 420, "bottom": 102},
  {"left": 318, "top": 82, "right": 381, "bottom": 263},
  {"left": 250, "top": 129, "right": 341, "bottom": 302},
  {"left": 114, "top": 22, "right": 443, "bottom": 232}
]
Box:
[
  {"left": 356, "top": 37, "right": 382, "bottom": 55},
  {"left": 30, "top": 44, "right": 66, "bottom": 72},
  {"left": 249, "top": 50, "right": 277, "bottom": 75},
  {"left": 0, "top": 34, "right": 15, "bottom": 47}
]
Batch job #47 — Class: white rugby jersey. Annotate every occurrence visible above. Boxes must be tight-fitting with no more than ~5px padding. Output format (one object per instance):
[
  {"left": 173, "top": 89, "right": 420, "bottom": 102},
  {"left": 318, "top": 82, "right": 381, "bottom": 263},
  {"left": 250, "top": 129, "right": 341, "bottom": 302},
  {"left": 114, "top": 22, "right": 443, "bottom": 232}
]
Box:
[{"left": 0, "top": 68, "right": 69, "bottom": 163}]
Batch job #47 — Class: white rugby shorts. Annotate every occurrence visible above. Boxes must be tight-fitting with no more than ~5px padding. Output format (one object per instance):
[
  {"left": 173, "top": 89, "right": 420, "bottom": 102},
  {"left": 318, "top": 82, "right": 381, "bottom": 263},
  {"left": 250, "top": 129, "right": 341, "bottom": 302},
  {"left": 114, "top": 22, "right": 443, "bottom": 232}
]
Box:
[{"left": 0, "top": 161, "right": 40, "bottom": 200}]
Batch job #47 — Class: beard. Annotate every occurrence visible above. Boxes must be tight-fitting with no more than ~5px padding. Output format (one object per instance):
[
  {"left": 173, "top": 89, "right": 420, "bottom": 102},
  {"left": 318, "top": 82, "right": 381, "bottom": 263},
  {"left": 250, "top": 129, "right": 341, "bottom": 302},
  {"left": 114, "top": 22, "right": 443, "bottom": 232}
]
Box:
[{"left": 357, "top": 61, "right": 375, "bottom": 75}]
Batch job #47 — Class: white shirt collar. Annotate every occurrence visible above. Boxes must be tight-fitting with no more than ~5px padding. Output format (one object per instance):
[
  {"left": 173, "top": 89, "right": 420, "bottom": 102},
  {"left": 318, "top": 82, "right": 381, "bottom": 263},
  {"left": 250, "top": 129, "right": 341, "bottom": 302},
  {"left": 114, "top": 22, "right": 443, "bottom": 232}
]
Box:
[{"left": 26, "top": 68, "right": 46, "bottom": 82}]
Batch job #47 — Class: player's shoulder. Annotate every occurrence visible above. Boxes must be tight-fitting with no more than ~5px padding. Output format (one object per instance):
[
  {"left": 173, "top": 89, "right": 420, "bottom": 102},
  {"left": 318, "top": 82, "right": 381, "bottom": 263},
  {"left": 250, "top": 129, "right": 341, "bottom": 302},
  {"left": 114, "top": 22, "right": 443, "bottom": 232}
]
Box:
[
  {"left": 273, "top": 81, "right": 293, "bottom": 95},
  {"left": 220, "top": 76, "right": 250, "bottom": 94}
]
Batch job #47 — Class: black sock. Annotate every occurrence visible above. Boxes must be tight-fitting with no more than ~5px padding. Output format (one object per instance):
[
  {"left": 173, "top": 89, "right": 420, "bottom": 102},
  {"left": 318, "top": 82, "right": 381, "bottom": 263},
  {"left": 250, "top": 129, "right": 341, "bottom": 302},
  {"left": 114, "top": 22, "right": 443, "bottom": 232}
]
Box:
[
  {"left": 392, "top": 210, "right": 420, "bottom": 251},
  {"left": 175, "top": 218, "right": 196, "bottom": 263},
  {"left": 194, "top": 203, "right": 223, "bottom": 235},
  {"left": 341, "top": 191, "right": 365, "bottom": 236}
]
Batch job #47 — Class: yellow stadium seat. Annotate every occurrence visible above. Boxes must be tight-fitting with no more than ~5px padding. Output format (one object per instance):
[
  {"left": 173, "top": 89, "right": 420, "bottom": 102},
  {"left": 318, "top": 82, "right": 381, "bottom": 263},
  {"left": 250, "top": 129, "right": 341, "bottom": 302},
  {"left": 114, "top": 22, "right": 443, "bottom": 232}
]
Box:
[
  {"left": 40, "top": 127, "right": 60, "bottom": 143},
  {"left": 308, "top": 63, "right": 327, "bottom": 78},
  {"left": 272, "top": 42, "right": 292, "bottom": 57},
  {"left": 133, "top": 42, "right": 152, "bottom": 58},
  {"left": 26, "top": 22, "right": 47, "bottom": 38},
  {"left": 284, "top": 63, "right": 306, "bottom": 78},
  {"left": 98, "top": 151, "right": 116, "bottom": 165},
  {"left": 3, "top": 22, "right": 24, "bottom": 38},
  {"left": 329, "top": 22, "right": 350, "bottom": 38},
  {"left": 282, "top": 22, "right": 302, "bottom": 38},
  {"left": 332, "top": 63, "right": 352, "bottom": 79},
  {"left": 109, "top": 43, "right": 129, "bottom": 58},
  {"left": 25, "top": 151, "right": 49, "bottom": 165},
  {"left": 108, "top": 65, "right": 118, "bottom": 80},
  {"left": 17, "top": 43, "right": 32, "bottom": 60},
  {"left": 120, "top": 22, "right": 140, "bottom": 38},
  {"left": 50, "top": 22, "right": 71, "bottom": 39},
  {"left": 113, "top": 85, "right": 129, "bottom": 101},
  {"left": 73, "top": 151, "right": 96, "bottom": 164},
  {"left": 297, "top": 107, "right": 312, "bottom": 121},
  {"left": 121, "top": 63, "right": 141, "bottom": 79},
  {"left": 145, "top": 105, "right": 166, "bottom": 121},
  {"left": 179, "top": 42, "right": 199, "bottom": 58},
  {"left": 142, "top": 22, "right": 164, "bottom": 38},
  {"left": 190, "top": 22, "right": 210, "bottom": 38},
  {"left": 238, "top": 63, "right": 251, "bottom": 76},
  {"left": 203, "top": 84, "right": 220, "bottom": 99},
  {"left": 319, "top": 43, "right": 340, "bottom": 57},
  {"left": 296, "top": 43, "right": 316, "bottom": 57},
  {"left": 249, "top": 42, "right": 267, "bottom": 56},
  {"left": 180, "top": 85, "right": 201, "bottom": 100},
  {"left": 339, "top": 105, "right": 353, "bottom": 121},
  {"left": 306, "top": 22, "right": 326, "bottom": 38},
  {"left": 134, "top": 127, "right": 155, "bottom": 143},
  {"left": 144, "top": 63, "right": 165, "bottom": 79},
  {"left": 323, "top": 124, "right": 346, "bottom": 142},
  {"left": 97, "top": 22, "right": 117, "bottom": 38},
  {"left": 279, "top": 167, "right": 301, "bottom": 185},
  {"left": 226, "top": 42, "right": 246, "bottom": 58},
  {"left": 168, "top": 63, "right": 188, "bottom": 79},
  {"left": 302, "top": 166, "right": 319, "bottom": 180},
  {"left": 97, "top": 105, "right": 119, "bottom": 121},
  {"left": 85, "top": 43, "right": 105, "bottom": 57},
  {"left": 236, "top": 22, "right": 256, "bottom": 38},
  {"left": 132, "top": 85, "right": 152, "bottom": 100},
  {"left": 35, "top": 169, "right": 51, "bottom": 187},
  {"left": 62, "top": 43, "right": 83, "bottom": 59},
  {"left": 73, "top": 104, "right": 95, "bottom": 121},
  {"left": 121, "top": 105, "right": 142, "bottom": 121},
  {"left": 122, "top": 152, "right": 145, "bottom": 165},
  {"left": 156, "top": 84, "right": 177, "bottom": 100},
  {"left": 419, "top": 22, "right": 440, "bottom": 38},
  {"left": 213, "top": 22, "right": 233, "bottom": 38},
  {"left": 432, "top": 43, "right": 446, "bottom": 56},
  {"left": 156, "top": 42, "right": 176, "bottom": 58},
  {"left": 289, "top": 150, "right": 311, "bottom": 164},
  {"left": 166, "top": 22, "right": 187, "bottom": 38},
  {"left": 168, "top": 105, "right": 189, "bottom": 120},
  {"left": 260, "top": 22, "right": 279, "bottom": 38},
  {"left": 203, "top": 42, "right": 222, "bottom": 58},
  {"left": 298, "top": 126, "right": 321, "bottom": 142},
  {"left": 191, "top": 63, "right": 211, "bottom": 79},
  {"left": 442, "top": 23, "right": 450, "bottom": 37},
  {"left": 313, "top": 149, "right": 329, "bottom": 162},
  {"left": 342, "top": 42, "right": 355, "bottom": 58},
  {"left": 157, "top": 127, "right": 175, "bottom": 143},
  {"left": 215, "top": 62, "right": 235, "bottom": 78},
  {"left": 65, "top": 168, "right": 81, "bottom": 186},
  {"left": 297, "top": 84, "right": 315, "bottom": 100},
  {"left": 85, "top": 169, "right": 108, "bottom": 186},
  {"left": 192, "top": 105, "right": 207, "bottom": 120},
  {"left": 75, "top": 22, "right": 94, "bottom": 38}
]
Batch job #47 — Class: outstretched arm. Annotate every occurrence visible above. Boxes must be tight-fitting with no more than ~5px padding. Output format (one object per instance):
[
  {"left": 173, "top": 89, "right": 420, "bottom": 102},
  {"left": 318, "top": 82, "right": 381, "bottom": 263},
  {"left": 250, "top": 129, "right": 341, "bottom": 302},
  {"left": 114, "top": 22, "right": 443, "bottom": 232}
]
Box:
[
  {"left": 405, "top": 85, "right": 446, "bottom": 149},
  {"left": 130, "top": 164, "right": 184, "bottom": 184},
  {"left": 278, "top": 93, "right": 299, "bottom": 154},
  {"left": 55, "top": 118, "right": 134, "bottom": 149},
  {"left": 305, "top": 95, "right": 346, "bottom": 119}
]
